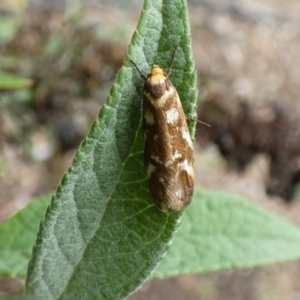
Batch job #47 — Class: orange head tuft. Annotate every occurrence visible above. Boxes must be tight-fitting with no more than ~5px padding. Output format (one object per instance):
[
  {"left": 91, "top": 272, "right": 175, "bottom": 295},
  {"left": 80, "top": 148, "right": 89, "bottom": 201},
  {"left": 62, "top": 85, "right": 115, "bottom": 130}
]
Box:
[{"left": 150, "top": 65, "right": 165, "bottom": 78}]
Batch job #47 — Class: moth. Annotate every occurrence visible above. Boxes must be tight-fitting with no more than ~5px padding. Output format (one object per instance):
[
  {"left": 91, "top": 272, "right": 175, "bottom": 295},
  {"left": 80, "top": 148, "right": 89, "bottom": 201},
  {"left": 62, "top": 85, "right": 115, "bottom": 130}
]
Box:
[{"left": 131, "top": 53, "right": 194, "bottom": 211}]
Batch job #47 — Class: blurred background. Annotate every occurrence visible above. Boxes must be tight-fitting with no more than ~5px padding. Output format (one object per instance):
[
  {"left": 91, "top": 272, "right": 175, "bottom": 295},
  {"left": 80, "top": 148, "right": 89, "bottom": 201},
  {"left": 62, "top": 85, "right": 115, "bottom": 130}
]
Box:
[{"left": 1, "top": 0, "right": 300, "bottom": 299}]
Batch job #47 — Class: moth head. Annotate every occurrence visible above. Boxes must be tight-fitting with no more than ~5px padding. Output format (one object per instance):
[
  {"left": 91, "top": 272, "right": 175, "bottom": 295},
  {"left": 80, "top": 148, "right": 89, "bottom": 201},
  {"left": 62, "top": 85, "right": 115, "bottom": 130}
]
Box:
[{"left": 147, "top": 65, "right": 167, "bottom": 86}]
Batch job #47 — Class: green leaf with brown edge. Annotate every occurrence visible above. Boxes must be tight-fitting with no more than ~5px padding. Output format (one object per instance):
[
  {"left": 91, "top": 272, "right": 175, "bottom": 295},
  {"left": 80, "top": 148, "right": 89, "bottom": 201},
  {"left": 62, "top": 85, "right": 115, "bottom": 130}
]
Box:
[{"left": 25, "top": 0, "right": 197, "bottom": 299}]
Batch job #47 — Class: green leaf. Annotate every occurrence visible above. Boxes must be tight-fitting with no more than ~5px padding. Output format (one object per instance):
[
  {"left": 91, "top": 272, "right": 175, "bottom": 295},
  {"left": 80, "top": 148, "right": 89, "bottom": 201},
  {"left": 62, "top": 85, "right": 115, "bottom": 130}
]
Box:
[
  {"left": 25, "top": 0, "right": 197, "bottom": 299},
  {"left": 2, "top": 188, "right": 300, "bottom": 287},
  {"left": 0, "top": 72, "right": 33, "bottom": 89},
  {"left": 0, "top": 194, "right": 52, "bottom": 278},
  {"left": 154, "top": 189, "right": 300, "bottom": 278}
]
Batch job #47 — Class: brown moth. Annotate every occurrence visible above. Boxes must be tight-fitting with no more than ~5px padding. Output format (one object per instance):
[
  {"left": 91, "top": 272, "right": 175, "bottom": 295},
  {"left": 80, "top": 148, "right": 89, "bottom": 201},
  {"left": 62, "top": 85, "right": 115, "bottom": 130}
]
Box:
[{"left": 131, "top": 55, "right": 194, "bottom": 211}]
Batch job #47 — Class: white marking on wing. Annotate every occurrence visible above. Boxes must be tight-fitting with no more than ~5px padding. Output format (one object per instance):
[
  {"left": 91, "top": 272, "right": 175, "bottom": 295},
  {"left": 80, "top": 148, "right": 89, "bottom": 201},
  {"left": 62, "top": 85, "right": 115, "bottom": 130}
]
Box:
[
  {"left": 166, "top": 108, "right": 179, "bottom": 124},
  {"left": 174, "top": 150, "right": 182, "bottom": 159},
  {"left": 144, "top": 110, "right": 155, "bottom": 125},
  {"left": 164, "top": 160, "right": 172, "bottom": 167},
  {"left": 151, "top": 155, "right": 161, "bottom": 164},
  {"left": 146, "top": 163, "right": 156, "bottom": 178},
  {"left": 175, "top": 189, "right": 183, "bottom": 198},
  {"left": 181, "top": 129, "right": 193, "bottom": 148},
  {"left": 178, "top": 159, "right": 194, "bottom": 176}
]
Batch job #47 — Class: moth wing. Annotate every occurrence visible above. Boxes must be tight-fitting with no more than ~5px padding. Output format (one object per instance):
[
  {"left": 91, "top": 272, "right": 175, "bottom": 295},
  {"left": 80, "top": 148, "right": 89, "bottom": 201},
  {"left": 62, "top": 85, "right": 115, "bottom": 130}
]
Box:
[{"left": 143, "top": 82, "right": 194, "bottom": 211}]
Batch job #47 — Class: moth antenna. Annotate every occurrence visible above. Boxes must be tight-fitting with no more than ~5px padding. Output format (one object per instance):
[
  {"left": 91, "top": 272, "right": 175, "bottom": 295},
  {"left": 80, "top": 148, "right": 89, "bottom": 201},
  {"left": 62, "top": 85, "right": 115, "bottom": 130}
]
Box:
[
  {"left": 166, "top": 48, "right": 178, "bottom": 76},
  {"left": 130, "top": 59, "right": 147, "bottom": 81},
  {"left": 196, "top": 120, "right": 210, "bottom": 127},
  {"left": 186, "top": 116, "right": 210, "bottom": 127}
]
